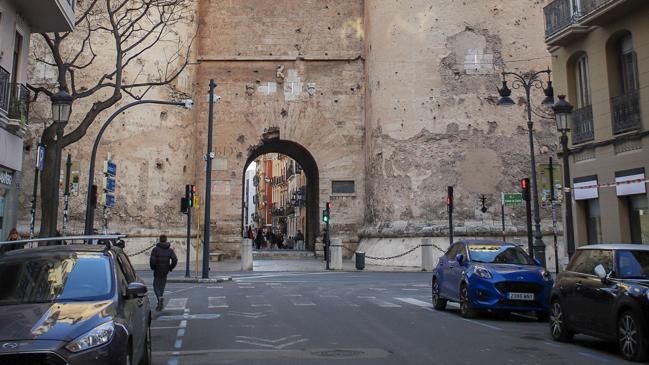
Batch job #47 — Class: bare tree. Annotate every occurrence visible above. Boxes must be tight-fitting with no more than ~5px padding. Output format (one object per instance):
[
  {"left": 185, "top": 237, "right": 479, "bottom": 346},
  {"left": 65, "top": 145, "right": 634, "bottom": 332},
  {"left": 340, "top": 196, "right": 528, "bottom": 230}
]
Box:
[{"left": 29, "top": 0, "right": 194, "bottom": 237}]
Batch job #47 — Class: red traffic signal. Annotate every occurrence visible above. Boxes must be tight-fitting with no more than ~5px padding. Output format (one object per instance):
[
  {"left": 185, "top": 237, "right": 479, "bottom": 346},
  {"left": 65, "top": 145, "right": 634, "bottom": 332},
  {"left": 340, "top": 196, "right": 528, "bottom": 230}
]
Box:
[
  {"left": 521, "top": 178, "right": 531, "bottom": 202},
  {"left": 191, "top": 184, "right": 196, "bottom": 193},
  {"left": 326, "top": 201, "right": 332, "bottom": 210},
  {"left": 447, "top": 186, "right": 454, "bottom": 211}
]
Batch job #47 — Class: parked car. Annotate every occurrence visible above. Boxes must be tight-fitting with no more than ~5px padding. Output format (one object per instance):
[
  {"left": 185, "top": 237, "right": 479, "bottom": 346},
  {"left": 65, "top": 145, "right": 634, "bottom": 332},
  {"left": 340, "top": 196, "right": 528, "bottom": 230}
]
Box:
[
  {"left": 432, "top": 240, "right": 553, "bottom": 319},
  {"left": 549, "top": 244, "right": 649, "bottom": 362},
  {"left": 0, "top": 235, "right": 151, "bottom": 365}
]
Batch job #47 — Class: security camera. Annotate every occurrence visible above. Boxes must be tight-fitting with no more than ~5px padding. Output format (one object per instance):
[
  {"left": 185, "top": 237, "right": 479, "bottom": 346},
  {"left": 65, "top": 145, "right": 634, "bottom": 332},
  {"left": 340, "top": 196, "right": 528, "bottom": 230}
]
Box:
[{"left": 183, "top": 99, "right": 194, "bottom": 110}]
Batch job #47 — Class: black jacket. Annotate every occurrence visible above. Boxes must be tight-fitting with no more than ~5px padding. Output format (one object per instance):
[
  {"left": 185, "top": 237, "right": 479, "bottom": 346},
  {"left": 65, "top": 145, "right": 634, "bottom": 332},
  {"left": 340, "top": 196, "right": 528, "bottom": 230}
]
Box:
[{"left": 149, "top": 241, "right": 178, "bottom": 276}]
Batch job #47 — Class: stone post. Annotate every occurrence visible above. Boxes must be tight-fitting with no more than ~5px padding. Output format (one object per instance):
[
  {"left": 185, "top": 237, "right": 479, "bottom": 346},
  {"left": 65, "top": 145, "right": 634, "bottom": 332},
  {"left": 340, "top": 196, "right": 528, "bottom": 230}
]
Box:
[
  {"left": 421, "top": 238, "right": 433, "bottom": 271},
  {"left": 241, "top": 238, "right": 253, "bottom": 271},
  {"left": 330, "top": 238, "right": 343, "bottom": 270}
]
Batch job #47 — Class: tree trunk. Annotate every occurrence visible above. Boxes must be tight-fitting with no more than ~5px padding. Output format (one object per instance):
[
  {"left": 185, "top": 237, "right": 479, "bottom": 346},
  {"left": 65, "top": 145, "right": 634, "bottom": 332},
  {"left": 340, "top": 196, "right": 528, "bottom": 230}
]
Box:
[{"left": 39, "top": 140, "right": 62, "bottom": 237}]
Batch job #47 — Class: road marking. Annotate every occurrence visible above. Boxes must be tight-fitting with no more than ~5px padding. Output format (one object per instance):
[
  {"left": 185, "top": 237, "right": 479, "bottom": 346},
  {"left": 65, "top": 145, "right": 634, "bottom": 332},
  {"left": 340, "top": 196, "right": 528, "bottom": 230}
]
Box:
[
  {"left": 247, "top": 295, "right": 271, "bottom": 307},
  {"left": 544, "top": 341, "right": 560, "bottom": 348},
  {"left": 228, "top": 311, "right": 268, "bottom": 319},
  {"left": 401, "top": 288, "right": 419, "bottom": 291},
  {"left": 165, "top": 298, "right": 188, "bottom": 311},
  {"left": 235, "top": 272, "right": 343, "bottom": 281},
  {"left": 287, "top": 294, "right": 316, "bottom": 306},
  {"left": 395, "top": 297, "right": 503, "bottom": 331},
  {"left": 207, "top": 286, "right": 223, "bottom": 289},
  {"left": 235, "top": 335, "right": 309, "bottom": 349},
  {"left": 370, "top": 298, "right": 402, "bottom": 308},
  {"left": 151, "top": 326, "right": 184, "bottom": 330},
  {"left": 174, "top": 339, "right": 183, "bottom": 349},
  {"left": 180, "top": 320, "right": 187, "bottom": 328},
  {"left": 369, "top": 288, "right": 388, "bottom": 291},
  {"left": 158, "top": 314, "right": 221, "bottom": 321},
  {"left": 176, "top": 329, "right": 185, "bottom": 337},
  {"left": 208, "top": 296, "right": 229, "bottom": 308},
  {"left": 167, "top": 359, "right": 178, "bottom": 365},
  {"left": 357, "top": 296, "right": 376, "bottom": 299},
  {"left": 579, "top": 352, "right": 611, "bottom": 363}
]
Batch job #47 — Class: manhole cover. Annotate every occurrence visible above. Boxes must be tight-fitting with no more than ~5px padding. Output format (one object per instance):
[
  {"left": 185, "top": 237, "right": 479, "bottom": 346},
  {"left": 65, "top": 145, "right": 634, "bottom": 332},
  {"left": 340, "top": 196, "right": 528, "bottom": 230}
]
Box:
[{"left": 312, "top": 350, "right": 365, "bottom": 358}]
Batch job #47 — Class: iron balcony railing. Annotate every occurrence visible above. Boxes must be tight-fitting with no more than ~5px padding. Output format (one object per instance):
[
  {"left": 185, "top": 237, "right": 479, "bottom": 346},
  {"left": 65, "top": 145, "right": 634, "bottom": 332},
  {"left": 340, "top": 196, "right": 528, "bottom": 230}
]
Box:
[
  {"left": 544, "top": 0, "right": 615, "bottom": 37},
  {"left": 8, "top": 84, "right": 30, "bottom": 121},
  {"left": 612, "top": 92, "right": 641, "bottom": 134},
  {"left": 572, "top": 105, "right": 595, "bottom": 144}
]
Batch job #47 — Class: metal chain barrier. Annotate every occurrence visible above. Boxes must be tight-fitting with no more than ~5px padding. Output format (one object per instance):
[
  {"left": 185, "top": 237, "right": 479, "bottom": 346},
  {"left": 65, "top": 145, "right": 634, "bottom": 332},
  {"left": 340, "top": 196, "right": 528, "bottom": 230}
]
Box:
[
  {"left": 342, "top": 242, "right": 446, "bottom": 261},
  {"left": 127, "top": 243, "right": 156, "bottom": 257}
]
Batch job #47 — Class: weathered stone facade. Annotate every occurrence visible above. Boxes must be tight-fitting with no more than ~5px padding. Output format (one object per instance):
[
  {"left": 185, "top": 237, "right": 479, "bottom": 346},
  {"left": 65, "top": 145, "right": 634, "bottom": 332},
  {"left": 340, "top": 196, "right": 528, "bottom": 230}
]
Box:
[{"left": 20, "top": 0, "right": 565, "bottom": 266}]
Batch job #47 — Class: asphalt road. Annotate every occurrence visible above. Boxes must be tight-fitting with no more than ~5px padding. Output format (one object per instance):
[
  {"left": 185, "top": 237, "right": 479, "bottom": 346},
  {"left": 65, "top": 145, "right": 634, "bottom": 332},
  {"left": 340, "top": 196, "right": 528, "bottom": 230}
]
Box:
[{"left": 136, "top": 270, "right": 632, "bottom": 365}]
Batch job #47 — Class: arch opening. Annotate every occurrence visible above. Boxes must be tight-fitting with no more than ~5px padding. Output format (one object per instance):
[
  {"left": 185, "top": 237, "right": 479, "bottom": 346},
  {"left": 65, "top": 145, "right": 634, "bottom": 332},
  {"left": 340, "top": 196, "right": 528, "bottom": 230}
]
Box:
[{"left": 241, "top": 139, "right": 320, "bottom": 251}]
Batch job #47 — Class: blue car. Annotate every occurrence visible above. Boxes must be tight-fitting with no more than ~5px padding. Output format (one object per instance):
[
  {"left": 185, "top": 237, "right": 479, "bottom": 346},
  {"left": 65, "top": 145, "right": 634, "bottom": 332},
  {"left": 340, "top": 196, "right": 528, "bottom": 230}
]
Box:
[{"left": 431, "top": 240, "right": 553, "bottom": 320}]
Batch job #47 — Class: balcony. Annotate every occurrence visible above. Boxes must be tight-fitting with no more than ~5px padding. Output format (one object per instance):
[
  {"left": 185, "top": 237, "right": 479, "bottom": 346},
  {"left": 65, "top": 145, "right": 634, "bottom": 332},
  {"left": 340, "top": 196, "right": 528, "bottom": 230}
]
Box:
[
  {"left": 0, "top": 69, "right": 31, "bottom": 132},
  {"left": 544, "top": 0, "right": 643, "bottom": 46},
  {"left": 13, "top": 0, "right": 75, "bottom": 32},
  {"left": 611, "top": 92, "right": 641, "bottom": 134},
  {"left": 571, "top": 105, "right": 595, "bottom": 144}
]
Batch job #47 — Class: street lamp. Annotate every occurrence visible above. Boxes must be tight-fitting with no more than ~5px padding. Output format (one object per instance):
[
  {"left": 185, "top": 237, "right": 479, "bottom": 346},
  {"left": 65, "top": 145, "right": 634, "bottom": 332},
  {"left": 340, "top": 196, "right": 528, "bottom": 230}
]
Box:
[
  {"left": 552, "top": 95, "right": 576, "bottom": 258},
  {"left": 51, "top": 89, "right": 73, "bottom": 127},
  {"left": 497, "top": 68, "right": 554, "bottom": 267}
]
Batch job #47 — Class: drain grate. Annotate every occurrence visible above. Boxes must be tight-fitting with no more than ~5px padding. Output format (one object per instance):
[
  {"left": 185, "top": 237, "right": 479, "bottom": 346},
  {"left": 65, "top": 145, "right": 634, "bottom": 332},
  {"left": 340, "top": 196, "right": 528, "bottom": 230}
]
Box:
[{"left": 312, "top": 350, "right": 365, "bottom": 358}]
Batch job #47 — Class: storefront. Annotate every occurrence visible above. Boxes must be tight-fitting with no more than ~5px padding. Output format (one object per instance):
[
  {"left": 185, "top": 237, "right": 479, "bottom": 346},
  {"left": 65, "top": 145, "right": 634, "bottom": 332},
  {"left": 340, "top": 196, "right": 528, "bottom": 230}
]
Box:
[{"left": 0, "top": 127, "right": 23, "bottom": 240}]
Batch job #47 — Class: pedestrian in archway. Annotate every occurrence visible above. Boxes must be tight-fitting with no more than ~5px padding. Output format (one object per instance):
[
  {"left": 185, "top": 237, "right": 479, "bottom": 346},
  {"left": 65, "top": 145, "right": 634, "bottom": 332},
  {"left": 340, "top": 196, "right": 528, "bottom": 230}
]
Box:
[
  {"left": 295, "top": 230, "right": 305, "bottom": 250},
  {"left": 247, "top": 226, "right": 254, "bottom": 240},
  {"left": 255, "top": 228, "right": 264, "bottom": 250},
  {"left": 149, "top": 235, "right": 178, "bottom": 311}
]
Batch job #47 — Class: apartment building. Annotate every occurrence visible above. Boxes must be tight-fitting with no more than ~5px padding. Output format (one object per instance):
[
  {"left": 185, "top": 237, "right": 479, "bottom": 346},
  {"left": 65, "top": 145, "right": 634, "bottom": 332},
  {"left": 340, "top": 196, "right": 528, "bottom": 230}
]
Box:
[
  {"left": 0, "top": 0, "right": 74, "bottom": 239},
  {"left": 544, "top": 0, "right": 649, "bottom": 244}
]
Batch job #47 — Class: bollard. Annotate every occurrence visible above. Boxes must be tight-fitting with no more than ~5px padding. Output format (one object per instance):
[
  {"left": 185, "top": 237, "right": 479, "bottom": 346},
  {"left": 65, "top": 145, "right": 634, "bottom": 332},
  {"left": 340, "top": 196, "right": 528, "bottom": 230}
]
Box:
[
  {"left": 421, "top": 238, "right": 433, "bottom": 271},
  {"left": 330, "top": 238, "right": 343, "bottom": 270},
  {"left": 241, "top": 238, "right": 253, "bottom": 271}
]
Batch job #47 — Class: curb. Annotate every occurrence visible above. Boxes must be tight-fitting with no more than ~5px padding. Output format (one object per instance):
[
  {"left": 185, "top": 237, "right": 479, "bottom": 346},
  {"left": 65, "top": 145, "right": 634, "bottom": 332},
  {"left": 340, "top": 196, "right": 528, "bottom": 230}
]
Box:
[{"left": 167, "top": 276, "right": 233, "bottom": 284}]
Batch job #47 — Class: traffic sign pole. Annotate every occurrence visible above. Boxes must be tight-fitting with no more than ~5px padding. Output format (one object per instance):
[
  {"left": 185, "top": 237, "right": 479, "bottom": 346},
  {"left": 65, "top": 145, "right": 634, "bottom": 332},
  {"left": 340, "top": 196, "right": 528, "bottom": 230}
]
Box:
[{"left": 501, "top": 192, "right": 506, "bottom": 242}]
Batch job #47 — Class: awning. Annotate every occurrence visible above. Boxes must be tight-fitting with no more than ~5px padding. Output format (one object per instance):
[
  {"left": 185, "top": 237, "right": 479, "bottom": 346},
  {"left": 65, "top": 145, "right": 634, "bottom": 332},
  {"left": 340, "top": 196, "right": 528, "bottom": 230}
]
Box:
[
  {"left": 574, "top": 176, "right": 598, "bottom": 201},
  {"left": 616, "top": 168, "right": 646, "bottom": 197}
]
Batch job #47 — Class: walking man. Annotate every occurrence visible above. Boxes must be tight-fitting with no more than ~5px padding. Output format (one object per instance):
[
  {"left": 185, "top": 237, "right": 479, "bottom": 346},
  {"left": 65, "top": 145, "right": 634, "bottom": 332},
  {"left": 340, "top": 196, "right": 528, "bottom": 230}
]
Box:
[{"left": 149, "top": 235, "right": 177, "bottom": 311}]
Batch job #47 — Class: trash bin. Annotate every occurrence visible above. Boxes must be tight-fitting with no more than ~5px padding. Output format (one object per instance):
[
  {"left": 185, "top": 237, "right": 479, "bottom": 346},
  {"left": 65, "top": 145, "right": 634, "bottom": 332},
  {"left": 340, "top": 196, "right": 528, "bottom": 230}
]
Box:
[{"left": 355, "top": 251, "right": 365, "bottom": 270}]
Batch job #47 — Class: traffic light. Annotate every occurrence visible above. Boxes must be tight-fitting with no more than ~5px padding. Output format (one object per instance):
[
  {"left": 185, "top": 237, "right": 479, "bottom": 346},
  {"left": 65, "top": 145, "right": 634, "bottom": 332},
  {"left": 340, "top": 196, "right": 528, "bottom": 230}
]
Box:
[
  {"left": 322, "top": 201, "right": 331, "bottom": 223},
  {"left": 180, "top": 197, "right": 189, "bottom": 214},
  {"left": 90, "top": 185, "right": 98, "bottom": 209},
  {"left": 521, "top": 178, "right": 531, "bottom": 202},
  {"left": 185, "top": 184, "right": 196, "bottom": 207},
  {"left": 447, "top": 186, "right": 454, "bottom": 212}
]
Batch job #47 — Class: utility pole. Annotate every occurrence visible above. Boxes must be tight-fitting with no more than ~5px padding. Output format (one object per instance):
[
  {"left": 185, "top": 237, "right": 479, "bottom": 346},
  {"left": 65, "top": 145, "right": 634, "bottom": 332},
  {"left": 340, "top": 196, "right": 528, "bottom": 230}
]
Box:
[
  {"left": 62, "top": 153, "right": 72, "bottom": 235},
  {"left": 522, "top": 178, "right": 533, "bottom": 258},
  {"left": 447, "top": 186, "right": 454, "bottom": 246},
  {"left": 500, "top": 192, "right": 506, "bottom": 242},
  {"left": 203, "top": 80, "right": 218, "bottom": 279},
  {"left": 549, "top": 157, "right": 559, "bottom": 274}
]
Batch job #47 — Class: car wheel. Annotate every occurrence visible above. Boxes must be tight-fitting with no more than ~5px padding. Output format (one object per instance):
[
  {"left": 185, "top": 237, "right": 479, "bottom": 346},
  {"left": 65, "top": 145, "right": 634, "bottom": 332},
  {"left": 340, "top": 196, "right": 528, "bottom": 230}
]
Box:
[
  {"left": 618, "top": 310, "right": 649, "bottom": 362},
  {"left": 536, "top": 311, "right": 550, "bottom": 322},
  {"left": 140, "top": 324, "right": 152, "bottom": 365},
  {"left": 549, "top": 299, "right": 573, "bottom": 342},
  {"left": 432, "top": 279, "right": 447, "bottom": 310},
  {"left": 459, "top": 283, "right": 477, "bottom": 319}
]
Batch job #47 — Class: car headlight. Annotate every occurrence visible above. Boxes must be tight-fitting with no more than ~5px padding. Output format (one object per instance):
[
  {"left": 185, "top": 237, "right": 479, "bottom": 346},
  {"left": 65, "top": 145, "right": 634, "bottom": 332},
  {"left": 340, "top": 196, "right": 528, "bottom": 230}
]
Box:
[
  {"left": 541, "top": 270, "right": 553, "bottom": 282},
  {"left": 474, "top": 266, "right": 492, "bottom": 279},
  {"left": 65, "top": 321, "right": 115, "bottom": 353}
]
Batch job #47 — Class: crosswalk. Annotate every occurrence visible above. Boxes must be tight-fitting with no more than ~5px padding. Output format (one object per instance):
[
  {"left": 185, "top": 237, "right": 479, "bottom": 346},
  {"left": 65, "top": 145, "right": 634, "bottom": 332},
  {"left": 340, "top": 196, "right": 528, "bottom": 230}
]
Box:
[{"left": 156, "top": 294, "right": 432, "bottom": 312}]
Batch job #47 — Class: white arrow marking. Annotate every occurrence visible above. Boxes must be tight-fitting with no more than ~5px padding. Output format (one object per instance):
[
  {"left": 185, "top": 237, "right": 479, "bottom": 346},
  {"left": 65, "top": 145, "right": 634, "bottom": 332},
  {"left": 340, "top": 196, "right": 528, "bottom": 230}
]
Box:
[{"left": 235, "top": 335, "right": 308, "bottom": 349}]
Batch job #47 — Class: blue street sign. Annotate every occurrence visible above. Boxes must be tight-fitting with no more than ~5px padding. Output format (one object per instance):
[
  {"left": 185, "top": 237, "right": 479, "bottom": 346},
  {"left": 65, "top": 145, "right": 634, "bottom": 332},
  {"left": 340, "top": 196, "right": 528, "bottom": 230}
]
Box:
[
  {"left": 103, "top": 193, "right": 116, "bottom": 208},
  {"left": 104, "top": 161, "right": 117, "bottom": 176},
  {"left": 36, "top": 145, "right": 45, "bottom": 171},
  {"left": 103, "top": 177, "right": 116, "bottom": 192}
]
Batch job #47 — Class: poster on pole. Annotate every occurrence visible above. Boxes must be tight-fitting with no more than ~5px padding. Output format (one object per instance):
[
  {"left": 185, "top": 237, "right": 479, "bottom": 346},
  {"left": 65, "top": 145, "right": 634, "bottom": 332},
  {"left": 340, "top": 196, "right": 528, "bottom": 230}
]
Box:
[{"left": 538, "top": 162, "right": 563, "bottom": 207}]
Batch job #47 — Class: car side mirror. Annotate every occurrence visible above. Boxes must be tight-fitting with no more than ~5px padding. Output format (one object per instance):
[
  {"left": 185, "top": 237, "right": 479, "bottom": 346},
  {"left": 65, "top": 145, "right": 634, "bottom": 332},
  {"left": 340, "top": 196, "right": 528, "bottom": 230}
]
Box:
[
  {"left": 126, "top": 282, "right": 147, "bottom": 298},
  {"left": 533, "top": 258, "right": 542, "bottom": 266},
  {"left": 594, "top": 264, "right": 607, "bottom": 281},
  {"left": 456, "top": 253, "right": 464, "bottom": 265}
]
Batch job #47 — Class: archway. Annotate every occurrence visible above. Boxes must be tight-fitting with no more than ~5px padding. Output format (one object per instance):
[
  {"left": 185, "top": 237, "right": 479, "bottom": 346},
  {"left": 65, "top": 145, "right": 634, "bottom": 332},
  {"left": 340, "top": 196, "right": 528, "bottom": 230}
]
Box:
[{"left": 241, "top": 138, "right": 320, "bottom": 251}]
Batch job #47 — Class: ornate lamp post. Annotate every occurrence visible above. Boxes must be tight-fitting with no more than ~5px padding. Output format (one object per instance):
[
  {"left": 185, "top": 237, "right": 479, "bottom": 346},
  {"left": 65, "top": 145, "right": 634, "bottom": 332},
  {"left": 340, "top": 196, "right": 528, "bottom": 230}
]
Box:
[
  {"left": 497, "top": 68, "right": 554, "bottom": 266},
  {"left": 552, "top": 95, "right": 576, "bottom": 258},
  {"left": 50, "top": 90, "right": 73, "bottom": 236}
]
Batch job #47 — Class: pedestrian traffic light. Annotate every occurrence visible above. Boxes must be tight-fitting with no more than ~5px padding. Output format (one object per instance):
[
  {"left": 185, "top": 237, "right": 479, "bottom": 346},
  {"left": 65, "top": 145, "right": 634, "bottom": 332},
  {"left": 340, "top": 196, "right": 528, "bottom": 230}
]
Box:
[
  {"left": 322, "top": 201, "right": 331, "bottom": 223},
  {"left": 185, "top": 184, "right": 196, "bottom": 208},
  {"left": 180, "top": 197, "right": 189, "bottom": 214},
  {"left": 521, "top": 178, "right": 531, "bottom": 202},
  {"left": 447, "top": 186, "right": 454, "bottom": 212}
]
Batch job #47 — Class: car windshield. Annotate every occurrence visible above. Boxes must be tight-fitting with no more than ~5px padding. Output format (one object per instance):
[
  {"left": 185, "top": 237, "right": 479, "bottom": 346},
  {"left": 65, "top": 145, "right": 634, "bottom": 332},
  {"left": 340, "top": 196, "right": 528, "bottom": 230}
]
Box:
[
  {"left": 617, "top": 250, "right": 649, "bottom": 279},
  {"left": 468, "top": 244, "right": 534, "bottom": 265},
  {"left": 0, "top": 253, "right": 113, "bottom": 305}
]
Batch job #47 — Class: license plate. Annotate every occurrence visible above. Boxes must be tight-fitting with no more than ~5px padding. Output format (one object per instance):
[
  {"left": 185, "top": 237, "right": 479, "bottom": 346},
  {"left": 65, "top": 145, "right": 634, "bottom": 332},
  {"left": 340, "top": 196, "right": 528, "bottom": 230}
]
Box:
[{"left": 507, "top": 292, "right": 534, "bottom": 300}]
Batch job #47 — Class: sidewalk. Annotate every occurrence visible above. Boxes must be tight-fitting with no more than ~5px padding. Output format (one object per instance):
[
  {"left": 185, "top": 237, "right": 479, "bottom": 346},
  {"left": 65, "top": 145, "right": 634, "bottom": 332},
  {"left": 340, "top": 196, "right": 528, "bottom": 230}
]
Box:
[{"left": 134, "top": 257, "right": 425, "bottom": 278}]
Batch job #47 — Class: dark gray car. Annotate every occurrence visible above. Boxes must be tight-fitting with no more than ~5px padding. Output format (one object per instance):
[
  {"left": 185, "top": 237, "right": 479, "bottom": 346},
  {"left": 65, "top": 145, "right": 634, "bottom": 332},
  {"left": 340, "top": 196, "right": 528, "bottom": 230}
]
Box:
[{"left": 0, "top": 238, "right": 151, "bottom": 365}]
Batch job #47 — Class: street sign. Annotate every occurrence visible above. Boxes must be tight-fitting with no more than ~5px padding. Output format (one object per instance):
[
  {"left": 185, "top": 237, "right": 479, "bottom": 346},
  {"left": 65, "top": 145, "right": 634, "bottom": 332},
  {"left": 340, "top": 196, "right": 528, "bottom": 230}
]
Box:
[
  {"left": 36, "top": 145, "right": 45, "bottom": 171},
  {"left": 103, "top": 176, "right": 116, "bottom": 192},
  {"left": 101, "top": 193, "right": 116, "bottom": 208},
  {"left": 503, "top": 193, "right": 523, "bottom": 206},
  {"left": 103, "top": 161, "right": 117, "bottom": 176}
]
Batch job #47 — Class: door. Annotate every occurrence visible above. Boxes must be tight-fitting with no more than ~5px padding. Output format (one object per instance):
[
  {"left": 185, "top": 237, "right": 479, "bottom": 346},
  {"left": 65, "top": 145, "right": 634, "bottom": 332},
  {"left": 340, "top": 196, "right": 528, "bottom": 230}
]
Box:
[
  {"left": 445, "top": 243, "right": 466, "bottom": 301},
  {"left": 116, "top": 253, "right": 146, "bottom": 360},
  {"left": 579, "top": 250, "right": 616, "bottom": 335},
  {"left": 561, "top": 250, "right": 594, "bottom": 328},
  {"left": 440, "top": 244, "right": 460, "bottom": 298}
]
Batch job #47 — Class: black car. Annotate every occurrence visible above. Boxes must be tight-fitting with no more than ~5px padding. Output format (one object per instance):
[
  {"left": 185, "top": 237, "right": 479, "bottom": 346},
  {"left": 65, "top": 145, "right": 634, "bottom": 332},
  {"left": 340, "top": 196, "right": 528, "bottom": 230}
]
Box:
[
  {"left": 550, "top": 244, "right": 649, "bottom": 362},
  {"left": 0, "top": 236, "right": 151, "bottom": 365}
]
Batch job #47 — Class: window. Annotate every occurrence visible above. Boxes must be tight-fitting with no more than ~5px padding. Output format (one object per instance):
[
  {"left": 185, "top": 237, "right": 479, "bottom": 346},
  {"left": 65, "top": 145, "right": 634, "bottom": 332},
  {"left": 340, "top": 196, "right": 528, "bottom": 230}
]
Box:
[
  {"left": 628, "top": 194, "right": 649, "bottom": 244},
  {"left": 619, "top": 35, "right": 638, "bottom": 94},
  {"left": 617, "top": 250, "right": 649, "bottom": 279},
  {"left": 586, "top": 199, "right": 602, "bottom": 244},
  {"left": 568, "top": 249, "right": 613, "bottom": 275},
  {"left": 575, "top": 55, "right": 591, "bottom": 108},
  {"left": 332, "top": 180, "right": 355, "bottom": 194},
  {"left": 11, "top": 32, "right": 22, "bottom": 85},
  {"left": 445, "top": 244, "right": 461, "bottom": 260}
]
